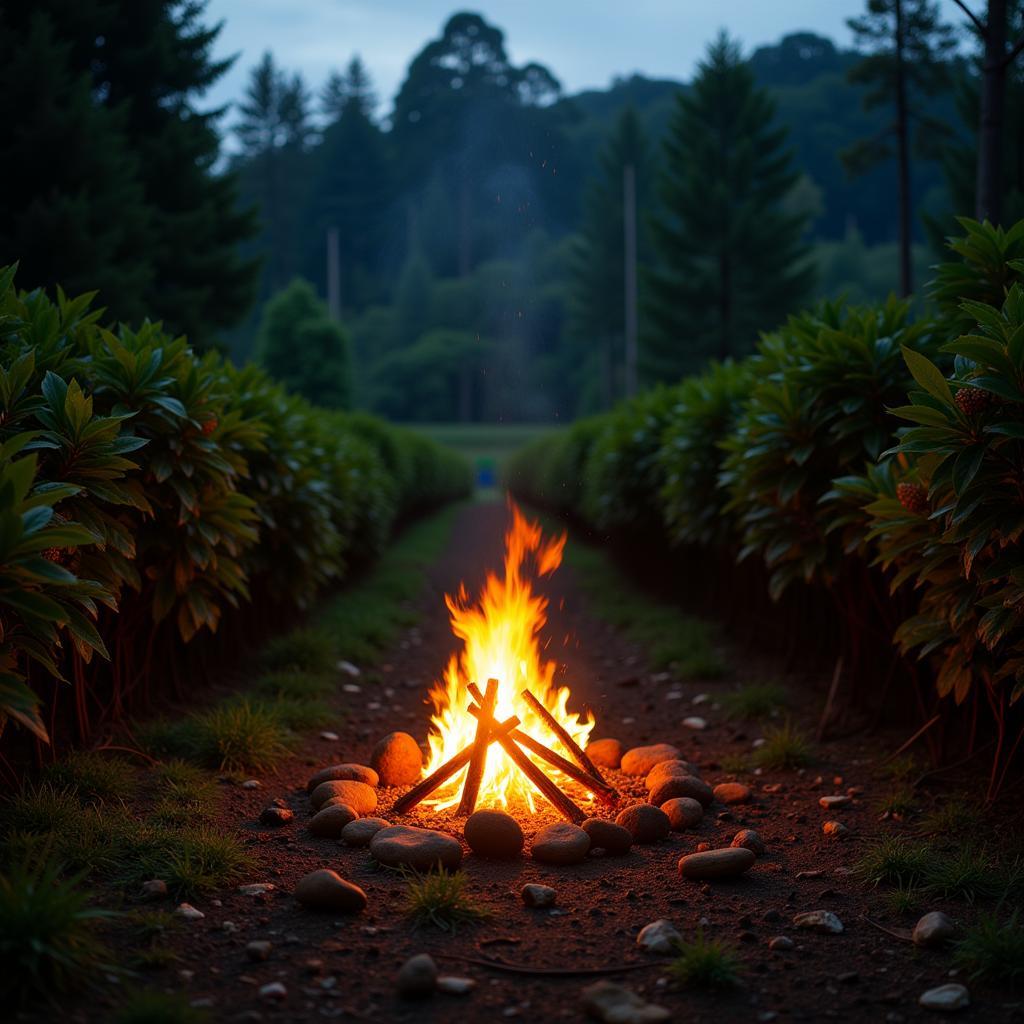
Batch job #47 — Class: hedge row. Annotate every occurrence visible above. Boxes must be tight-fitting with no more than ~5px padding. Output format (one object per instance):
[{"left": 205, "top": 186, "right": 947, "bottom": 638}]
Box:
[
  {"left": 0, "top": 266, "right": 471, "bottom": 747},
  {"left": 507, "top": 218, "right": 1024, "bottom": 795}
]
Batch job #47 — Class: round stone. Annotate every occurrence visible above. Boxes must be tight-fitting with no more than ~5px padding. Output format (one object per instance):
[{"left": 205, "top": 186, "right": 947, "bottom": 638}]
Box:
[
  {"left": 913, "top": 911, "right": 955, "bottom": 948},
  {"left": 919, "top": 983, "right": 969, "bottom": 1012},
  {"left": 340, "top": 817, "right": 391, "bottom": 847},
  {"left": 521, "top": 883, "right": 557, "bottom": 907},
  {"left": 306, "top": 763, "right": 379, "bottom": 792},
  {"left": 615, "top": 803, "right": 671, "bottom": 844},
  {"left": 259, "top": 806, "right": 293, "bottom": 827},
  {"left": 620, "top": 744, "right": 681, "bottom": 776},
  {"left": 370, "top": 732, "right": 423, "bottom": 786},
  {"left": 792, "top": 910, "right": 844, "bottom": 934},
  {"left": 464, "top": 809, "right": 524, "bottom": 860},
  {"left": 678, "top": 847, "right": 756, "bottom": 880},
  {"left": 369, "top": 825, "right": 462, "bottom": 871},
  {"left": 397, "top": 953, "right": 437, "bottom": 999},
  {"left": 649, "top": 775, "right": 713, "bottom": 808},
  {"left": 582, "top": 818, "right": 633, "bottom": 855},
  {"left": 309, "top": 779, "right": 377, "bottom": 814},
  {"left": 645, "top": 760, "right": 701, "bottom": 790},
  {"left": 586, "top": 738, "right": 624, "bottom": 769},
  {"left": 769, "top": 936, "right": 794, "bottom": 952},
  {"left": 294, "top": 869, "right": 367, "bottom": 913},
  {"left": 823, "top": 820, "right": 848, "bottom": 839},
  {"left": 308, "top": 803, "right": 357, "bottom": 838},
  {"left": 713, "top": 782, "right": 752, "bottom": 805},
  {"left": 530, "top": 822, "right": 591, "bottom": 865},
  {"left": 661, "top": 797, "right": 704, "bottom": 831},
  {"left": 730, "top": 829, "right": 765, "bottom": 856},
  {"left": 636, "top": 919, "right": 682, "bottom": 954}
]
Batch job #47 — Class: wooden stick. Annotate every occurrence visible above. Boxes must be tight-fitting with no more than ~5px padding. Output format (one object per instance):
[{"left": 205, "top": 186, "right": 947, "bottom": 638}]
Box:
[
  {"left": 467, "top": 704, "right": 617, "bottom": 805},
  {"left": 522, "top": 688, "right": 607, "bottom": 786},
  {"left": 392, "top": 714, "right": 520, "bottom": 815},
  {"left": 436, "top": 953, "right": 665, "bottom": 977},
  {"left": 457, "top": 678, "right": 498, "bottom": 816},
  {"left": 491, "top": 729, "right": 586, "bottom": 824}
]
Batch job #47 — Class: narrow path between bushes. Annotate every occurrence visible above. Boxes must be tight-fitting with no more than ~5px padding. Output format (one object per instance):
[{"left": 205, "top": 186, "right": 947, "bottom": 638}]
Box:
[{"left": 40, "top": 500, "right": 1023, "bottom": 1023}]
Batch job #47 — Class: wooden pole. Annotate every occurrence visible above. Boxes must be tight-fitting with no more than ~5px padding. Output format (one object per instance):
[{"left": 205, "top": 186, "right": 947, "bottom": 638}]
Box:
[
  {"left": 491, "top": 731, "right": 587, "bottom": 825},
  {"left": 391, "top": 714, "right": 520, "bottom": 815},
  {"left": 522, "top": 689, "right": 608, "bottom": 785},
  {"left": 457, "top": 678, "right": 498, "bottom": 816}
]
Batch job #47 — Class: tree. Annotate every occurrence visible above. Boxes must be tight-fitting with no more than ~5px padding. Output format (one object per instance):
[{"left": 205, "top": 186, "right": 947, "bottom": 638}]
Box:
[
  {"left": 568, "top": 108, "right": 650, "bottom": 410},
  {"left": 643, "top": 33, "right": 815, "bottom": 381},
  {"left": 320, "top": 56, "right": 377, "bottom": 121},
  {"left": 948, "top": 1, "right": 1024, "bottom": 223},
  {"left": 257, "top": 279, "right": 352, "bottom": 408},
  {"left": 843, "top": 0, "right": 956, "bottom": 294},
  {"left": 0, "top": 0, "right": 259, "bottom": 345}
]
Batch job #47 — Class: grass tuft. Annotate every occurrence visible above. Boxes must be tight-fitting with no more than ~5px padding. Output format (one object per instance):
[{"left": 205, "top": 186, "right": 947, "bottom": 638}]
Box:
[
  {"left": 882, "top": 884, "right": 921, "bottom": 916},
  {"left": 953, "top": 911, "right": 1024, "bottom": 989},
  {"left": 854, "top": 836, "right": 932, "bottom": 888},
  {"left": 42, "top": 751, "right": 138, "bottom": 805},
  {"left": 113, "top": 990, "right": 210, "bottom": 1023},
  {"left": 920, "top": 798, "right": 986, "bottom": 838},
  {"left": 403, "top": 869, "right": 490, "bottom": 931},
  {"left": 923, "top": 846, "right": 999, "bottom": 902},
  {"left": 125, "top": 825, "right": 254, "bottom": 898},
  {"left": 719, "top": 754, "right": 750, "bottom": 775},
  {"left": 1, "top": 782, "right": 81, "bottom": 836},
  {"left": 0, "top": 842, "right": 116, "bottom": 1006},
  {"left": 722, "top": 683, "right": 788, "bottom": 721},
  {"left": 669, "top": 930, "right": 741, "bottom": 990},
  {"left": 876, "top": 786, "right": 916, "bottom": 819},
  {"left": 260, "top": 627, "right": 336, "bottom": 674},
  {"left": 752, "top": 720, "right": 813, "bottom": 769}
]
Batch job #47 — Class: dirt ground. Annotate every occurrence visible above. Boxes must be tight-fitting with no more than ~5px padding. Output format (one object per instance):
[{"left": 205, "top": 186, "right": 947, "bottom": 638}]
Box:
[{"left": 55, "top": 501, "right": 1024, "bottom": 1022}]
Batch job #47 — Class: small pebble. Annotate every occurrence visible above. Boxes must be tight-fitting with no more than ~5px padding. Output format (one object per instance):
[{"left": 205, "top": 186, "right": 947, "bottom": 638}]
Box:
[
  {"left": 397, "top": 953, "right": 437, "bottom": 998},
  {"left": 141, "top": 879, "right": 167, "bottom": 900},
  {"left": 241, "top": 779, "right": 261, "bottom": 789},
  {"left": 637, "top": 919, "right": 682, "bottom": 955},
  {"left": 246, "top": 940, "right": 272, "bottom": 962},
  {"left": 819, "top": 794, "right": 851, "bottom": 810},
  {"left": 823, "top": 820, "right": 848, "bottom": 839},
  {"left": 259, "top": 981, "right": 287, "bottom": 1001},
  {"left": 682, "top": 716, "right": 707, "bottom": 730},
  {"left": 918, "top": 983, "right": 970, "bottom": 1012},
  {"left": 175, "top": 903, "right": 204, "bottom": 920},
  {"left": 731, "top": 829, "right": 765, "bottom": 855},
  {"left": 913, "top": 911, "right": 956, "bottom": 948},
  {"left": 521, "top": 883, "right": 557, "bottom": 907},
  {"left": 437, "top": 976, "right": 476, "bottom": 995},
  {"left": 792, "top": 910, "right": 844, "bottom": 934},
  {"left": 768, "top": 936, "right": 794, "bottom": 951}
]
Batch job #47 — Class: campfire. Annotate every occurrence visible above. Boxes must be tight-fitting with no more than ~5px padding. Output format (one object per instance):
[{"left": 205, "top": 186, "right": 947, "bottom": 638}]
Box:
[{"left": 394, "top": 504, "right": 617, "bottom": 822}]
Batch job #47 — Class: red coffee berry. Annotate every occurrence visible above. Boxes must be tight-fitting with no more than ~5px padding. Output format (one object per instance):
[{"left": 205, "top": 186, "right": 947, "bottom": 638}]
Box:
[
  {"left": 955, "top": 386, "right": 993, "bottom": 417},
  {"left": 896, "top": 482, "right": 929, "bottom": 516},
  {"left": 202, "top": 417, "right": 218, "bottom": 436}
]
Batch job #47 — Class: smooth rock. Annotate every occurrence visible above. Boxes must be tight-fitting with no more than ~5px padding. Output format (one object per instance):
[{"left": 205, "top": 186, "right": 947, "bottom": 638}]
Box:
[
  {"left": 531, "top": 822, "right": 591, "bottom": 865},
  {"left": 819, "top": 794, "right": 852, "bottom": 810},
  {"left": 241, "top": 779, "right": 261, "bottom": 789},
  {"left": 306, "top": 763, "right": 379, "bottom": 792},
  {"left": 620, "top": 744, "right": 681, "bottom": 776},
  {"left": 682, "top": 716, "right": 707, "bottom": 730},
  {"left": 141, "top": 879, "right": 168, "bottom": 900},
  {"left": 309, "top": 803, "right": 358, "bottom": 838},
  {"left": 615, "top": 803, "right": 671, "bottom": 844},
  {"left": 823, "top": 820, "right": 848, "bottom": 839},
  {"left": 370, "top": 732, "right": 423, "bottom": 786},
  {"left": 581, "top": 980, "right": 670, "bottom": 1023},
  {"left": 731, "top": 829, "right": 766, "bottom": 856},
  {"left": 636, "top": 919, "right": 681, "bottom": 955},
  {"left": 238, "top": 883, "right": 275, "bottom": 895},
  {"left": 246, "top": 940, "right": 272, "bottom": 962},
  {"left": 259, "top": 806, "right": 293, "bottom": 827},
  {"left": 338, "top": 660, "right": 360, "bottom": 676},
  {"left": 714, "top": 782, "right": 752, "bottom": 805},
  {"left": 661, "top": 797, "right": 704, "bottom": 831},
  {"left": 582, "top": 818, "right": 633, "bottom": 855},
  {"left": 768, "top": 936, "right": 794, "bottom": 951},
  {"left": 913, "top": 911, "right": 956, "bottom": 948},
  {"left": 464, "top": 809, "right": 524, "bottom": 860},
  {"left": 340, "top": 817, "right": 391, "bottom": 847},
  {"left": 521, "top": 883, "right": 557, "bottom": 907},
  {"left": 678, "top": 847, "right": 755, "bottom": 880},
  {"left": 397, "top": 953, "right": 437, "bottom": 998},
  {"left": 259, "top": 982, "right": 287, "bottom": 1001},
  {"left": 309, "top": 779, "right": 377, "bottom": 814},
  {"left": 294, "top": 869, "right": 367, "bottom": 913},
  {"left": 437, "top": 976, "right": 476, "bottom": 995},
  {"left": 645, "top": 760, "right": 701, "bottom": 790},
  {"left": 648, "top": 775, "right": 714, "bottom": 808},
  {"left": 586, "top": 738, "right": 624, "bottom": 769},
  {"left": 793, "top": 910, "right": 844, "bottom": 934},
  {"left": 918, "top": 983, "right": 969, "bottom": 1012},
  {"left": 370, "top": 825, "right": 463, "bottom": 871},
  {"left": 175, "top": 902, "right": 204, "bottom": 920}
]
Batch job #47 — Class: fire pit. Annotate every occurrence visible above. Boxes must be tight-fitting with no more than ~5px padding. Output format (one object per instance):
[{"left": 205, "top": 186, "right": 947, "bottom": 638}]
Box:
[{"left": 394, "top": 504, "right": 617, "bottom": 822}]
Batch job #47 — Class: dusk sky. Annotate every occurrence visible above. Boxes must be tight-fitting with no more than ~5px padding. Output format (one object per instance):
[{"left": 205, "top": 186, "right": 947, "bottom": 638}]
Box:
[{"left": 202, "top": 0, "right": 973, "bottom": 123}]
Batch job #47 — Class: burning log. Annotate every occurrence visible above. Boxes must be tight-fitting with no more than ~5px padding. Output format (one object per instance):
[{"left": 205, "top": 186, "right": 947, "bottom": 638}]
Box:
[
  {"left": 522, "top": 688, "right": 608, "bottom": 786},
  {"left": 392, "top": 714, "right": 520, "bottom": 815},
  {"left": 466, "top": 699, "right": 617, "bottom": 805},
  {"left": 490, "top": 729, "right": 587, "bottom": 825},
  {"left": 457, "top": 677, "right": 498, "bottom": 816}
]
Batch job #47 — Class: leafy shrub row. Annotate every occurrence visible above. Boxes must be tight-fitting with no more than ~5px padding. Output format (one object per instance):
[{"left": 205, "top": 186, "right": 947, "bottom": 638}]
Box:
[
  {"left": 0, "top": 266, "right": 471, "bottom": 746},
  {"left": 507, "top": 218, "right": 1024, "bottom": 795}
]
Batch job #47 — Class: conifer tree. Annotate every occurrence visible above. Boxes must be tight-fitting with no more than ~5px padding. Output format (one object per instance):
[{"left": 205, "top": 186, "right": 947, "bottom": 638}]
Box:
[{"left": 644, "top": 33, "right": 814, "bottom": 381}]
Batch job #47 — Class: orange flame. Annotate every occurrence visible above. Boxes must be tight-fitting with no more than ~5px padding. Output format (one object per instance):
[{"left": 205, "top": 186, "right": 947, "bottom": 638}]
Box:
[{"left": 422, "top": 502, "right": 595, "bottom": 813}]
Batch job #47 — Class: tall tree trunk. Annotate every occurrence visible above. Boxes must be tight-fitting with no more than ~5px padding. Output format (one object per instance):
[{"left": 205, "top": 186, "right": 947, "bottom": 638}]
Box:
[
  {"left": 895, "top": 0, "right": 914, "bottom": 297},
  {"left": 976, "top": 0, "right": 1008, "bottom": 223}
]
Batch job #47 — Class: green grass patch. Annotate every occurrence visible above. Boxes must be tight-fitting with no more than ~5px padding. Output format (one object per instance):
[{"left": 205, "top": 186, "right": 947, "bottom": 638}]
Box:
[
  {"left": 920, "top": 797, "right": 987, "bottom": 838},
  {"left": 719, "top": 754, "right": 750, "bottom": 775},
  {"left": 923, "top": 846, "right": 1001, "bottom": 902},
  {"left": 403, "top": 868, "right": 490, "bottom": 931},
  {"left": 669, "top": 930, "right": 741, "bottom": 990},
  {"left": 565, "top": 540, "right": 725, "bottom": 678},
  {"left": 854, "top": 836, "right": 933, "bottom": 888},
  {"left": 876, "top": 786, "right": 916, "bottom": 819},
  {"left": 954, "top": 911, "right": 1024, "bottom": 989},
  {"left": 113, "top": 990, "right": 210, "bottom": 1023},
  {"left": 752, "top": 720, "right": 813, "bottom": 770},
  {"left": 2, "top": 782, "right": 82, "bottom": 837},
  {"left": 722, "top": 683, "right": 788, "bottom": 721},
  {"left": 882, "top": 884, "right": 921, "bottom": 916},
  {"left": 41, "top": 751, "right": 138, "bottom": 806}
]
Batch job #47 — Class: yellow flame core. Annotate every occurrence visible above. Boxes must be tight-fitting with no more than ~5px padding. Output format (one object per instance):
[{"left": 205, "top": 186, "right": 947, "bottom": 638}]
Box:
[{"left": 423, "top": 503, "right": 595, "bottom": 813}]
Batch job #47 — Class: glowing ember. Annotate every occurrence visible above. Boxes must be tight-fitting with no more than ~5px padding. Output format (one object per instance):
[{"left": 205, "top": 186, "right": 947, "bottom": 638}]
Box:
[{"left": 422, "top": 503, "right": 595, "bottom": 813}]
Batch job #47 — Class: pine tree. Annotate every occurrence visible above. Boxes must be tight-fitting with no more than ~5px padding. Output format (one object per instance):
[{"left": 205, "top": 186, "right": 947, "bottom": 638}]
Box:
[
  {"left": 644, "top": 33, "right": 815, "bottom": 381},
  {"left": 843, "top": 0, "right": 955, "bottom": 294},
  {"left": 320, "top": 57, "right": 377, "bottom": 121},
  {"left": 568, "top": 108, "right": 650, "bottom": 411}
]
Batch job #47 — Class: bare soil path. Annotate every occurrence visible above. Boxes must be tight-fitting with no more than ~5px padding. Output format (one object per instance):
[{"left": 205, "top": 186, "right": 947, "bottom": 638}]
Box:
[{"left": 67, "top": 501, "right": 1022, "bottom": 1022}]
